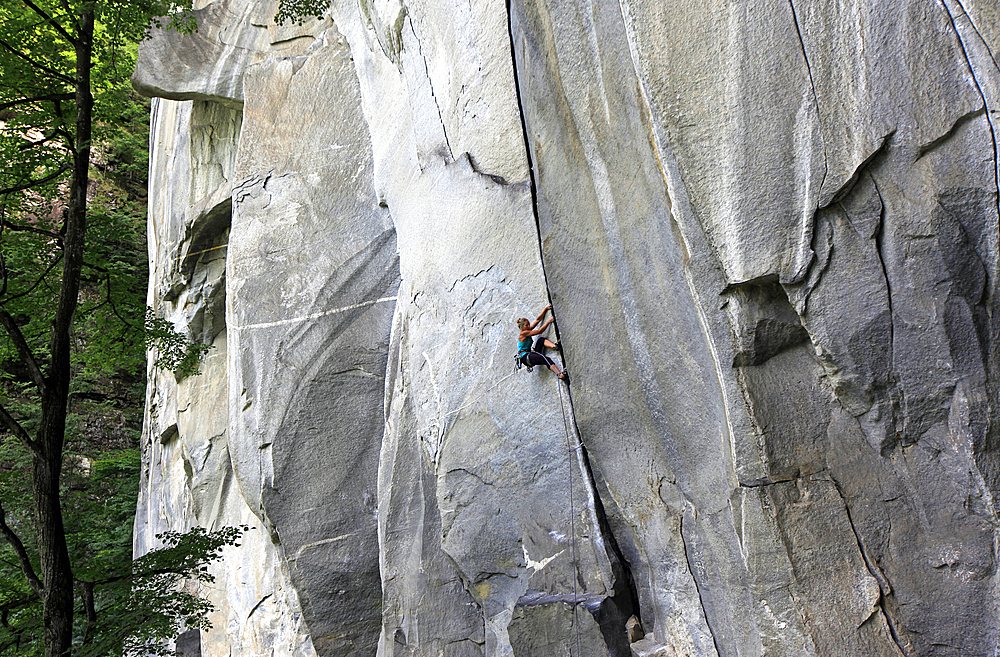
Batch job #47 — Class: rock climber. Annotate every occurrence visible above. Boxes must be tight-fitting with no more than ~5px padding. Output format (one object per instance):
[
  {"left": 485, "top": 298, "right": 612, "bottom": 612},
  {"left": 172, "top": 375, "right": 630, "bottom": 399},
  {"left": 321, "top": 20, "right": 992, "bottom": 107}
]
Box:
[{"left": 516, "top": 304, "right": 568, "bottom": 381}]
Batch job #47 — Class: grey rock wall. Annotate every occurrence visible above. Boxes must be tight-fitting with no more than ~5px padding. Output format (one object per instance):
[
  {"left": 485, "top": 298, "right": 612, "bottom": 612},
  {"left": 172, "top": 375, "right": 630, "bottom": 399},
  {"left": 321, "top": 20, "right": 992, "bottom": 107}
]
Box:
[{"left": 135, "top": 1, "right": 1000, "bottom": 656}]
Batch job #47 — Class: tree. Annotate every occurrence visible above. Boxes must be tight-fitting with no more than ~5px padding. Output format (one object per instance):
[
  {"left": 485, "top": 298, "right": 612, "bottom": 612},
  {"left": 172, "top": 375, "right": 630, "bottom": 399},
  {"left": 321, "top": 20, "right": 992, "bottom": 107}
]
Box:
[
  {"left": 0, "top": 442, "right": 246, "bottom": 656},
  {"left": 0, "top": 2, "right": 199, "bottom": 655},
  {"left": 274, "top": 0, "right": 327, "bottom": 25}
]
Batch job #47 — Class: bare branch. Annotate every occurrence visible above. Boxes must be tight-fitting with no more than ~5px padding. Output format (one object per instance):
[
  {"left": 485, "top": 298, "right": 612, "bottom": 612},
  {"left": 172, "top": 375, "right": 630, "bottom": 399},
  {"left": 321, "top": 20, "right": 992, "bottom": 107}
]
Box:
[
  {"left": 0, "top": 163, "right": 70, "bottom": 196},
  {"left": 0, "top": 38, "right": 75, "bottom": 86},
  {"left": 0, "top": 93, "right": 74, "bottom": 112},
  {"left": 1, "top": 219, "right": 62, "bottom": 242},
  {"left": 0, "top": 404, "right": 38, "bottom": 456},
  {"left": 104, "top": 272, "right": 134, "bottom": 330},
  {"left": 0, "top": 310, "right": 46, "bottom": 393},
  {"left": 0, "top": 503, "right": 43, "bottom": 598},
  {"left": 18, "top": 0, "right": 76, "bottom": 45}
]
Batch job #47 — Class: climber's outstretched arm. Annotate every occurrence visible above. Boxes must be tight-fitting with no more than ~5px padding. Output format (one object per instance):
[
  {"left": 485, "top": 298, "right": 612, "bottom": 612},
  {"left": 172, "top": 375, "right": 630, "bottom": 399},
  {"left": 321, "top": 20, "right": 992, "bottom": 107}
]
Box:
[
  {"left": 524, "top": 316, "right": 554, "bottom": 337},
  {"left": 527, "top": 304, "right": 552, "bottom": 330}
]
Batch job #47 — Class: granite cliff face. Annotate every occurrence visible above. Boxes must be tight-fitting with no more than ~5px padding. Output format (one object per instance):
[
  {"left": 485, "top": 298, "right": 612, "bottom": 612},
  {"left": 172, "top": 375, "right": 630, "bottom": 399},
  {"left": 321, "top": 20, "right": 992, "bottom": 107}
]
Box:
[{"left": 133, "top": 1, "right": 1000, "bottom": 655}]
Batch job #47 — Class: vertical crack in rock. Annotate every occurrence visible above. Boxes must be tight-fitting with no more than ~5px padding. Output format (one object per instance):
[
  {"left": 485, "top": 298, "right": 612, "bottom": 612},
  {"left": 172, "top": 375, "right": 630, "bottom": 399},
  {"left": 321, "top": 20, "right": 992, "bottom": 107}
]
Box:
[
  {"left": 554, "top": 386, "right": 585, "bottom": 657},
  {"left": 505, "top": 0, "right": 546, "bottom": 269},
  {"left": 830, "top": 477, "right": 910, "bottom": 657},
  {"left": 506, "top": 3, "right": 644, "bottom": 650},
  {"left": 870, "top": 177, "right": 894, "bottom": 373},
  {"left": 574, "top": 435, "right": 643, "bottom": 655},
  {"left": 869, "top": 175, "right": 902, "bottom": 454},
  {"left": 939, "top": 0, "right": 1000, "bottom": 501},
  {"left": 409, "top": 17, "right": 454, "bottom": 161},
  {"left": 679, "top": 512, "right": 724, "bottom": 657},
  {"left": 786, "top": 0, "right": 828, "bottom": 197},
  {"left": 937, "top": 0, "right": 1000, "bottom": 227}
]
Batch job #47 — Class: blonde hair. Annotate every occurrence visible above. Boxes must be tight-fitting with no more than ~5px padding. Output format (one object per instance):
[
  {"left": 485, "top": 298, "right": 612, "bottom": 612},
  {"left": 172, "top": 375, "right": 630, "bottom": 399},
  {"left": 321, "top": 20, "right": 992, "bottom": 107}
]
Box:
[{"left": 516, "top": 318, "right": 529, "bottom": 330}]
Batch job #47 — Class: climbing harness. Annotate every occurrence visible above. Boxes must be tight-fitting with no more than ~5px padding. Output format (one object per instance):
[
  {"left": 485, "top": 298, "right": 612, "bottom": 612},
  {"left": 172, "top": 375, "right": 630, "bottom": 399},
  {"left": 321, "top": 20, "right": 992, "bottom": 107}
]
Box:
[{"left": 514, "top": 338, "right": 563, "bottom": 377}]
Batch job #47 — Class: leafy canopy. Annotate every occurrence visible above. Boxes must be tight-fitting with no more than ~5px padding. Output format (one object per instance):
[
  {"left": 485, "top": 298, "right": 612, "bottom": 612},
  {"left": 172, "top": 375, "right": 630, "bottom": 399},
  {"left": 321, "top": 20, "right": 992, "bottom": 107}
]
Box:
[
  {"left": 274, "top": 0, "right": 328, "bottom": 25},
  {"left": 0, "top": 2, "right": 237, "bottom": 656}
]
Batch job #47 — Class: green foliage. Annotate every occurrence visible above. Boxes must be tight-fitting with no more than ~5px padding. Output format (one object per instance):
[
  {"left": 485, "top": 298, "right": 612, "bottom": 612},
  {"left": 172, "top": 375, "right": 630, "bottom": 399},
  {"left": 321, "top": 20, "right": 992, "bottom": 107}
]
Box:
[
  {"left": 0, "top": 2, "right": 192, "bottom": 205},
  {"left": 76, "top": 525, "right": 248, "bottom": 657},
  {"left": 0, "top": 2, "right": 236, "bottom": 656},
  {"left": 144, "top": 310, "right": 213, "bottom": 379},
  {"left": 0, "top": 455, "right": 247, "bottom": 657},
  {"left": 0, "top": 6, "right": 155, "bottom": 389},
  {"left": 274, "top": 0, "right": 329, "bottom": 25}
]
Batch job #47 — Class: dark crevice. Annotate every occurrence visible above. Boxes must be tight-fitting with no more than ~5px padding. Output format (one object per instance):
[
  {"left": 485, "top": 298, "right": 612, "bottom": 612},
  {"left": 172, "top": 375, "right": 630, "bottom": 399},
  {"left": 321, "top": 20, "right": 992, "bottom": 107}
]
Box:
[
  {"left": 936, "top": 0, "right": 1000, "bottom": 249},
  {"left": 870, "top": 178, "right": 893, "bottom": 360},
  {"left": 829, "top": 477, "right": 910, "bottom": 656},
  {"left": 679, "top": 513, "right": 724, "bottom": 657},
  {"left": 739, "top": 476, "right": 796, "bottom": 488},
  {"left": 505, "top": 0, "right": 545, "bottom": 268},
  {"left": 246, "top": 593, "right": 272, "bottom": 620},
  {"left": 786, "top": 0, "right": 829, "bottom": 201},
  {"left": 551, "top": 378, "right": 643, "bottom": 655},
  {"left": 915, "top": 106, "right": 985, "bottom": 161},
  {"left": 574, "top": 439, "right": 642, "bottom": 656},
  {"left": 871, "top": 174, "right": 901, "bottom": 456}
]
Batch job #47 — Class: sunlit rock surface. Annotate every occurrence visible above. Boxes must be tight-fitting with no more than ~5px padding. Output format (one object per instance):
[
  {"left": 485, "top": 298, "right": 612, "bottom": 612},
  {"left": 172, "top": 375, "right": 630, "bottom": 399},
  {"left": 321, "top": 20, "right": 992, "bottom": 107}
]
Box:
[{"left": 135, "top": 0, "right": 1000, "bottom": 655}]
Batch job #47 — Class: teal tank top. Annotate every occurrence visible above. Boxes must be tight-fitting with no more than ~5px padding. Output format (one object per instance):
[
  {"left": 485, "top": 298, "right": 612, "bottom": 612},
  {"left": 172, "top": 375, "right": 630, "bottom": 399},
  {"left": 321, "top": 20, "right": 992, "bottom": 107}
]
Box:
[{"left": 517, "top": 337, "right": 532, "bottom": 355}]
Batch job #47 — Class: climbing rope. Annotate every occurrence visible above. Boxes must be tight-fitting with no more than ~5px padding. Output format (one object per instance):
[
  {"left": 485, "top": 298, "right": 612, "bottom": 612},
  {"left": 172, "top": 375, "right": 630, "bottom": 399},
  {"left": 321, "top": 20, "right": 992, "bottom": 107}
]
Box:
[
  {"left": 170, "top": 242, "right": 229, "bottom": 262},
  {"left": 418, "top": 337, "right": 584, "bottom": 654},
  {"left": 555, "top": 380, "right": 584, "bottom": 657},
  {"left": 432, "top": 370, "right": 518, "bottom": 426}
]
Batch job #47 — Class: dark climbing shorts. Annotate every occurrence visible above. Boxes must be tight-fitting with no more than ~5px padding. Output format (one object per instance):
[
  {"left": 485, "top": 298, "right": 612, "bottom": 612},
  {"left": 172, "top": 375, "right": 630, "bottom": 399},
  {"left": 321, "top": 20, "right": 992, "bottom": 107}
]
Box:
[
  {"left": 521, "top": 351, "right": 555, "bottom": 367},
  {"left": 523, "top": 352, "right": 554, "bottom": 368},
  {"left": 521, "top": 337, "right": 555, "bottom": 368}
]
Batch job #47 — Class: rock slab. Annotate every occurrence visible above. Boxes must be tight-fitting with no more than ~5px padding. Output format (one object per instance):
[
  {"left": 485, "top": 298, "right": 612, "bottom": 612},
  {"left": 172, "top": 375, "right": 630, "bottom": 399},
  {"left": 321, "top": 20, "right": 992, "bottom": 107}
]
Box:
[{"left": 135, "top": 1, "right": 1000, "bottom": 655}]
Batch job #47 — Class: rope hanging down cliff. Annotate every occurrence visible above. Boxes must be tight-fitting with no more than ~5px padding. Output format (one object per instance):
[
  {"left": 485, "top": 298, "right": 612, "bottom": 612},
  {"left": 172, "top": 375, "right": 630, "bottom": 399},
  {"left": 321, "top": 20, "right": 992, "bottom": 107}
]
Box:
[
  {"left": 556, "top": 379, "right": 584, "bottom": 657},
  {"left": 420, "top": 303, "right": 582, "bottom": 653},
  {"left": 517, "top": 303, "right": 583, "bottom": 654}
]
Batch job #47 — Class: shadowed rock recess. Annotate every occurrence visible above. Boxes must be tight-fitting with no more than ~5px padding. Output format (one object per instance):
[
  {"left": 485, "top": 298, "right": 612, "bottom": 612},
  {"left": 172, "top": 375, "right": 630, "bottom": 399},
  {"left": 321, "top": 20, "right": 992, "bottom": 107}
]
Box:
[{"left": 133, "top": 0, "right": 1000, "bottom": 655}]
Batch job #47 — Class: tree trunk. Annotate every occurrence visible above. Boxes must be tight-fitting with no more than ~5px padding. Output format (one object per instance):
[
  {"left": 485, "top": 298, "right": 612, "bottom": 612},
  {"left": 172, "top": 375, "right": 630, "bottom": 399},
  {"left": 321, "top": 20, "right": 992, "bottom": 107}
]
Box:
[{"left": 36, "top": 4, "right": 94, "bottom": 656}]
